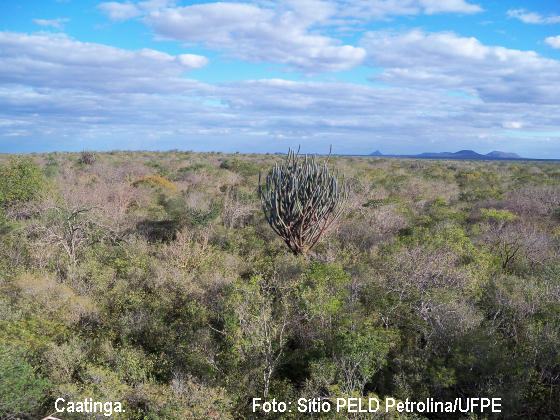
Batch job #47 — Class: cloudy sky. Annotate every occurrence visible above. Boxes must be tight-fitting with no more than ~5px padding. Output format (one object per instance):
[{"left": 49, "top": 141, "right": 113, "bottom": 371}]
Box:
[{"left": 1, "top": 0, "right": 560, "bottom": 157}]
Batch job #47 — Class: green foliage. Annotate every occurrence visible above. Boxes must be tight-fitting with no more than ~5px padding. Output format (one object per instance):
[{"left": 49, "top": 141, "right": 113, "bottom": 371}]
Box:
[
  {"left": 1, "top": 151, "right": 559, "bottom": 418},
  {"left": 0, "top": 208, "right": 12, "bottom": 235},
  {"left": 456, "top": 169, "right": 503, "bottom": 201},
  {"left": 44, "top": 154, "right": 59, "bottom": 178},
  {"left": 333, "top": 323, "right": 398, "bottom": 393},
  {"left": 220, "top": 158, "right": 260, "bottom": 177},
  {"left": 480, "top": 207, "right": 518, "bottom": 223},
  {"left": 362, "top": 198, "right": 392, "bottom": 208},
  {"left": 146, "top": 159, "right": 172, "bottom": 177},
  {"left": 161, "top": 194, "right": 221, "bottom": 227},
  {"left": 0, "top": 344, "right": 50, "bottom": 418},
  {"left": 0, "top": 316, "right": 69, "bottom": 355},
  {"left": 0, "top": 158, "right": 44, "bottom": 206},
  {"left": 298, "top": 262, "right": 350, "bottom": 319}
]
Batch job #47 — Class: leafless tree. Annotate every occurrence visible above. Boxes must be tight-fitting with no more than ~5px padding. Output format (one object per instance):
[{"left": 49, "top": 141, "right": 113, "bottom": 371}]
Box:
[
  {"left": 33, "top": 206, "right": 98, "bottom": 265},
  {"left": 505, "top": 186, "right": 560, "bottom": 217},
  {"left": 380, "top": 247, "right": 467, "bottom": 327},
  {"left": 482, "top": 220, "right": 552, "bottom": 271},
  {"left": 221, "top": 187, "right": 257, "bottom": 229},
  {"left": 231, "top": 276, "right": 292, "bottom": 398}
]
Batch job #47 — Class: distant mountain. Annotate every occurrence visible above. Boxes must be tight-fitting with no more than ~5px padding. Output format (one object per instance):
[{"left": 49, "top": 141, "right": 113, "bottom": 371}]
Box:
[
  {"left": 368, "top": 149, "right": 524, "bottom": 160},
  {"left": 486, "top": 150, "right": 521, "bottom": 159},
  {"left": 416, "top": 150, "right": 485, "bottom": 159}
]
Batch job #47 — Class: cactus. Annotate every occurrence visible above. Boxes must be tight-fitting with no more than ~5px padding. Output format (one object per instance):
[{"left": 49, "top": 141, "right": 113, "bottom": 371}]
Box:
[
  {"left": 79, "top": 151, "right": 96, "bottom": 165},
  {"left": 259, "top": 148, "right": 347, "bottom": 255}
]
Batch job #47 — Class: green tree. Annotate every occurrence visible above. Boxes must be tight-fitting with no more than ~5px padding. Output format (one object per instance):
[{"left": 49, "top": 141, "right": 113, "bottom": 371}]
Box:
[
  {"left": 0, "top": 158, "right": 44, "bottom": 207},
  {"left": 0, "top": 344, "right": 50, "bottom": 418}
]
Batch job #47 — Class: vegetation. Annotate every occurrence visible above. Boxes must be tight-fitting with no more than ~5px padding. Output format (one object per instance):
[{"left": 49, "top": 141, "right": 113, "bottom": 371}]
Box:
[
  {"left": 0, "top": 151, "right": 559, "bottom": 419},
  {"left": 259, "top": 149, "right": 347, "bottom": 255},
  {"left": 78, "top": 151, "right": 96, "bottom": 166},
  {"left": 0, "top": 158, "right": 44, "bottom": 207}
]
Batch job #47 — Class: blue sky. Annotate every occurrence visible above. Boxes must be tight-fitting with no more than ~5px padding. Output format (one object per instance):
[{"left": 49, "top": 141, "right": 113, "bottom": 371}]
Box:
[{"left": 1, "top": 0, "right": 560, "bottom": 157}]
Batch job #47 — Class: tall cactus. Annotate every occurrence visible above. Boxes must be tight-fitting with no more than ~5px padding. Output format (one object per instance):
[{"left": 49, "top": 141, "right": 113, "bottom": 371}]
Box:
[{"left": 259, "top": 149, "right": 347, "bottom": 255}]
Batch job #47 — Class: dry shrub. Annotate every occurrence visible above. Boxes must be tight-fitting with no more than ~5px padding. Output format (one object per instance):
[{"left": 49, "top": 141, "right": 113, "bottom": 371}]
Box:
[
  {"left": 379, "top": 247, "right": 470, "bottom": 326},
  {"left": 43, "top": 338, "right": 87, "bottom": 383},
  {"left": 370, "top": 186, "right": 390, "bottom": 201},
  {"left": 383, "top": 247, "right": 467, "bottom": 293},
  {"left": 26, "top": 177, "right": 142, "bottom": 268},
  {"left": 78, "top": 151, "right": 96, "bottom": 165},
  {"left": 178, "top": 171, "right": 208, "bottom": 188},
  {"left": 128, "top": 376, "right": 232, "bottom": 419},
  {"left": 480, "top": 220, "right": 553, "bottom": 270},
  {"left": 154, "top": 229, "right": 240, "bottom": 298},
  {"left": 92, "top": 159, "right": 150, "bottom": 183},
  {"left": 505, "top": 186, "right": 560, "bottom": 217},
  {"left": 221, "top": 169, "right": 243, "bottom": 188},
  {"left": 427, "top": 300, "right": 482, "bottom": 349},
  {"left": 176, "top": 166, "right": 241, "bottom": 193},
  {"left": 345, "top": 194, "right": 365, "bottom": 216},
  {"left": 183, "top": 190, "right": 213, "bottom": 212},
  {"left": 222, "top": 188, "right": 257, "bottom": 229},
  {"left": 492, "top": 274, "right": 543, "bottom": 321},
  {"left": 400, "top": 177, "right": 460, "bottom": 203},
  {"left": 337, "top": 205, "right": 407, "bottom": 252},
  {"left": 14, "top": 272, "right": 97, "bottom": 324},
  {"left": 41, "top": 170, "right": 147, "bottom": 233},
  {"left": 372, "top": 204, "right": 408, "bottom": 235}
]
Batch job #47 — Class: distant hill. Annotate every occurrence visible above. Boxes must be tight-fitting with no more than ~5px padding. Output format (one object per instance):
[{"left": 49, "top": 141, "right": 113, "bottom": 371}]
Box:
[
  {"left": 368, "top": 149, "right": 524, "bottom": 160},
  {"left": 486, "top": 150, "right": 521, "bottom": 159},
  {"left": 416, "top": 150, "right": 484, "bottom": 159}
]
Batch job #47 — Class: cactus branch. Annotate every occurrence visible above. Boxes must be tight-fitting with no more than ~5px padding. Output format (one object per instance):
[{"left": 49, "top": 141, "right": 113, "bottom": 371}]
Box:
[{"left": 258, "top": 148, "right": 347, "bottom": 255}]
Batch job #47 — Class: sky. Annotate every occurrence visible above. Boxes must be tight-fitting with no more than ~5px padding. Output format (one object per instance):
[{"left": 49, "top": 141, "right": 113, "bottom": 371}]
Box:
[{"left": 1, "top": 0, "right": 560, "bottom": 157}]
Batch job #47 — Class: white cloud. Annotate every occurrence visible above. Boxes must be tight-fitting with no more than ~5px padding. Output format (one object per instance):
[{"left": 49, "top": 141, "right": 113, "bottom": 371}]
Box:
[
  {"left": 97, "top": 0, "right": 178, "bottom": 21},
  {"left": 0, "top": 29, "right": 558, "bottom": 157},
  {"left": 98, "top": 2, "right": 142, "bottom": 21},
  {"left": 99, "top": 0, "right": 482, "bottom": 23},
  {"left": 361, "top": 29, "right": 560, "bottom": 104},
  {"left": 2, "top": 72, "right": 558, "bottom": 155},
  {"left": 507, "top": 9, "right": 560, "bottom": 25},
  {"left": 418, "top": 0, "right": 481, "bottom": 14},
  {"left": 502, "top": 121, "right": 523, "bottom": 129},
  {"left": 177, "top": 54, "right": 209, "bottom": 68},
  {"left": 145, "top": 2, "right": 365, "bottom": 72},
  {"left": 32, "top": 18, "right": 69, "bottom": 29},
  {"left": 0, "top": 32, "right": 208, "bottom": 94},
  {"left": 97, "top": 0, "right": 482, "bottom": 72},
  {"left": 545, "top": 35, "right": 560, "bottom": 49},
  {"left": 336, "top": 0, "right": 481, "bottom": 20}
]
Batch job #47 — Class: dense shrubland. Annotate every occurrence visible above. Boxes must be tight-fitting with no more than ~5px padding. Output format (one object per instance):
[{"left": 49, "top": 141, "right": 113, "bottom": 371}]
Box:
[{"left": 0, "top": 152, "right": 559, "bottom": 419}]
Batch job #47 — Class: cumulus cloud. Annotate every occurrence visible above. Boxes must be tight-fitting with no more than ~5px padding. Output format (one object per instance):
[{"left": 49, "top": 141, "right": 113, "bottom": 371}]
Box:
[
  {"left": 361, "top": 29, "right": 560, "bottom": 104},
  {"left": 417, "top": 0, "right": 481, "bottom": 14},
  {"left": 502, "top": 121, "right": 523, "bottom": 129},
  {"left": 507, "top": 9, "right": 560, "bottom": 25},
  {"left": 0, "top": 31, "right": 208, "bottom": 93},
  {"left": 145, "top": 1, "right": 365, "bottom": 72},
  {"left": 98, "top": 2, "right": 142, "bottom": 21},
  {"left": 2, "top": 71, "right": 558, "bottom": 155},
  {"left": 338, "top": 0, "right": 481, "bottom": 19},
  {"left": 545, "top": 35, "right": 560, "bottom": 49},
  {"left": 0, "top": 28, "right": 558, "bottom": 157},
  {"left": 98, "top": 0, "right": 176, "bottom": 20},
  {"left": 32, "top": 18, "right": 69, "bottom": 29},
  {"left": 97, "top": 0, "right": 482, "bottom": 72}
]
